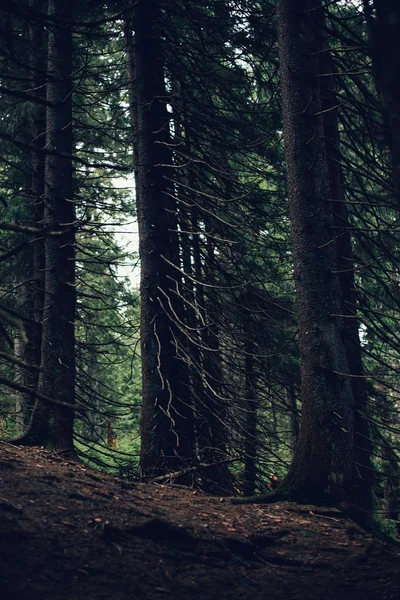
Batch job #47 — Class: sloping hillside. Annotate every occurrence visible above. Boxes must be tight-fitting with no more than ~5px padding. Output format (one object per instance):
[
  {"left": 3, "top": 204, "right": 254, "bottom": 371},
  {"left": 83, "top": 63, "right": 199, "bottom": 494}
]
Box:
[{"left": 0, "top": 442, "right": 399, "bottom": 600}]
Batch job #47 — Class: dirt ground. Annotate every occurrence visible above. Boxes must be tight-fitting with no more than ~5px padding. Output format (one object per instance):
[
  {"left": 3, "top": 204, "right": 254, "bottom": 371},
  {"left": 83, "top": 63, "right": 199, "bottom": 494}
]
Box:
[{"left": 0, "top": 442, "right": 399, "bottom": 600}]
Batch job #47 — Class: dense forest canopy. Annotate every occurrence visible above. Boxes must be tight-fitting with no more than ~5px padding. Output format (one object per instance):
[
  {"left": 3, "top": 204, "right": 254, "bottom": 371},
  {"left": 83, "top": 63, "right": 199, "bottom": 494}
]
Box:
[{"left": 1, "top": 0, "right": 400, "bottom": 532}]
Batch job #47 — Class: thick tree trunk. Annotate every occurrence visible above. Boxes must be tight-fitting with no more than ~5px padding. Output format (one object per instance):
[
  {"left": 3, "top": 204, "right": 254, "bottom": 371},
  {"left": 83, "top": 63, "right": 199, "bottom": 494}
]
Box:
[
  {"left": 14, "top": 0, "right": 76, "bottom": 454},
  {"left": 276, "top": 0, "right": 354, "bottom": 504},
  {"left": 132, "top": 0, "right": 195, "bottom": 478},
  {"left": 320, "top": 47, "right": 374, "bottom": 523}
]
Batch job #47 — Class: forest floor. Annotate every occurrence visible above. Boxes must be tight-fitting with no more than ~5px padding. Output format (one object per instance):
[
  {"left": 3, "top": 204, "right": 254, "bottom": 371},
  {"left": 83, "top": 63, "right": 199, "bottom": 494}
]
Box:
[{"left": 0, "top": 443, "right": 399, "bottom": 600}]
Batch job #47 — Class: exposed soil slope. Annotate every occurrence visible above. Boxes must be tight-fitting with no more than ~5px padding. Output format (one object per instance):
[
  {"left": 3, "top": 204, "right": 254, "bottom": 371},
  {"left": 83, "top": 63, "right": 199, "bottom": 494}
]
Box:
[{"left": 0, "top": 442, "right": 399, "bottom": 599}]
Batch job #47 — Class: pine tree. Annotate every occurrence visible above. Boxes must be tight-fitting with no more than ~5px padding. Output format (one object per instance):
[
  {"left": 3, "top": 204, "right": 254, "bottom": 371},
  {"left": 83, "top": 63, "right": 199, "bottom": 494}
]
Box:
[
  {"left": 275, "top": 0, "right": 355, "bottom": 505},
  {"left": 14, "top": 0, "right": 76, "bottom": 453}
]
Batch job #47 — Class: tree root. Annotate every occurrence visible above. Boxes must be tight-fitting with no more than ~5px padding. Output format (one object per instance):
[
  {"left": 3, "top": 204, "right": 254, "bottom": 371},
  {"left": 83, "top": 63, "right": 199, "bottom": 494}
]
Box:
[
  {"left": 231, "top": 490, "right": 289, "bottom": 505},
  {"left": 8, "top": 434, "right": 79, "bottom": 461},
  {"left": 230, "top": 481, "right": 332, "bottom": 507},
  {"left": 230, "top": 486, "right": 373, "bottom": 531}
]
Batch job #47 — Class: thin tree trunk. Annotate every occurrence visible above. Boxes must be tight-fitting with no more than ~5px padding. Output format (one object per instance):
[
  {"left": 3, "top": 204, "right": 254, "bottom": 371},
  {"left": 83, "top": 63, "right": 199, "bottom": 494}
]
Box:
[
  {"left": 83, "top": 344, "right": 103, "bottom": 443},
  {"left": 124, "top": 14, "right": 138, "bottom": 189},
  {"left": 243, "top": 339, "right": 257, "bottom": 496},
  {"left": 287, "top": 384, "right": 299, "bottom": 455},
  {"left": 382, "top": 444, "right": 399, "bottom": 520},
  {"left": 7, "top": 0, "right": 46, "bottom": 434},
  {"left": 14, "top": 334, "right": 31, "bottom": 432},
  {"left": 169, "top": 84, "right": 232, "bottom": 490},
  {"left": 364, "top": 1, "right": 400, "bottom": 196},
  {"left": 26, "top": 0, "right": 46, "bottom": 411},
  {"left": 276, "top": 0, "right": 354, "bottom": 504},
  {"left": 198, "top": 232, "right": 232, "bottom": 493}
]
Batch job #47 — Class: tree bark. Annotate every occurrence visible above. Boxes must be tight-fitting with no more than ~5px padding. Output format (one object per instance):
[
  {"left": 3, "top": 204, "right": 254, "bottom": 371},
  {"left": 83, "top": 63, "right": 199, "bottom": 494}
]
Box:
[
  {"left": 17, "top": 0, "right": 47, "bottom": 426},
  {"left": 276, "top": 0, "right": 354, "bottom": 504},
  {"left": 131, "top": 0, "right": 195, "bottom": 478},
  {"left": 27, "top": 0, "right": 46, "bottom": 404},
  {"left": 14, "top": 0, "right": 76, "bottom": 454},
  {"left": 6, "top": 0, "right": 46, "bottom": 435},
  {"left": 364, "top": 1, "right": 400, "bottom": 197},
  {"left": 320, "top": 42, "right": 374, "bottom": 524}
]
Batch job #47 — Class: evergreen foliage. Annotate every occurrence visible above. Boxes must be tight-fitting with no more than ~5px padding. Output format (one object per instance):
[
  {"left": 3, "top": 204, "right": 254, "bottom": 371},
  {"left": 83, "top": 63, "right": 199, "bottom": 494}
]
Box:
[{"left": 0, "top": 0, "right": 399, "bottom": 531}]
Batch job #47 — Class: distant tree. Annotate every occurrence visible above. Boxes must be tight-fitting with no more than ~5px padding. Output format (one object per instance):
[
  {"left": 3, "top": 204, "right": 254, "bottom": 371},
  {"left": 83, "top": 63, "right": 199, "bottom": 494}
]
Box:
[{"left": 0, "top": 0, "right": 46, "bottom": 433}]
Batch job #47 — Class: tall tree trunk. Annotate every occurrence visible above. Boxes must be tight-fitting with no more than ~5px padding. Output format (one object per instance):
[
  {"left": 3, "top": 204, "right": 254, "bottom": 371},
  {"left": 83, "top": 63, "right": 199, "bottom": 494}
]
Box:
[
  {"left": 320, "top": 44, "right": 374, "bottom": 523},
  {"left": 364, "top": 1, "right": 400, "bottom": 196},
  {"left": 124, "top": 14, "right": 138, "bottom": 189},
  {"left": 197, "top": 231, "right": 232, "bottom": 493},
  {"left": 169, "top": 84, "right": 232, "bottom": 490},
  {"left": 13, "top": 0, "right": 76, "bottom": 454},
  {"left": 276, "top": 0, "right": 354, "bottom": 504},
  {"left": 8, "top": 0, "right": 46, "bottom": 433},
  {"left": 132, "top": 0, "right": 195, "bottom": 478},
  {"left": 28, "top": 0, "right": 46, "bottom": 398},
  {"left": 21, "top": 0, "right": 47, "bottom": 420}
]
